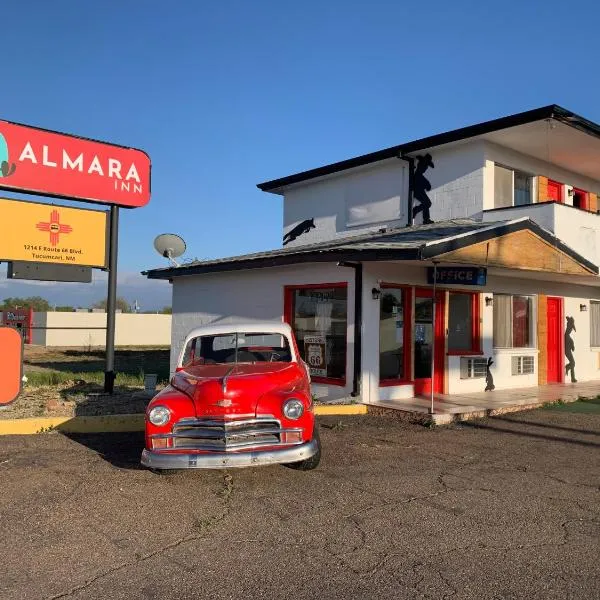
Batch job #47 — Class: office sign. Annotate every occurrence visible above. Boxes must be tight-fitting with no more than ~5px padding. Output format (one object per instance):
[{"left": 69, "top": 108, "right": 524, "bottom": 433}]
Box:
[
  {"left": 0, "top": 198, "right": 108, "bottom": 268},
  {"left": 0, "top": 119, "right": 150, "bottom": 207},
  {"left": 427, "top": 266, "right": 487, "bottom": 286},
  {"left": 0, "top": 326, "right": 23, "bottom": 405}
]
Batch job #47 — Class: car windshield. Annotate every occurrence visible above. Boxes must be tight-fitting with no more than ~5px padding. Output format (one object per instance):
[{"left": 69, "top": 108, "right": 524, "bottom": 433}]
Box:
[{"left": 182, "top": 332, "right": 292, "bottom": 366}]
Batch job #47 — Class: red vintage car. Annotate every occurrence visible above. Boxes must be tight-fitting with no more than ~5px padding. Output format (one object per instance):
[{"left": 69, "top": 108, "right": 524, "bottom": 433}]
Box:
[{"left": 141, "top": 322, "right": 321, "bottom": 471}]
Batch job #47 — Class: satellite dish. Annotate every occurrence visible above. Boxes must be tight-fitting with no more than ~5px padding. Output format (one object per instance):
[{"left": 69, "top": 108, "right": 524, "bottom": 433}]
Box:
[{"left": 154, "top": 233, "right": 186, "bottom": 267}]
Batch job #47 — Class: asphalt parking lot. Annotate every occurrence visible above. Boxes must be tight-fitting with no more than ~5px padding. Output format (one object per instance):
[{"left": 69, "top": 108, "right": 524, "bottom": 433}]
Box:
[{"left": 1, "top": 408, "right": 599, "bottom": 600}]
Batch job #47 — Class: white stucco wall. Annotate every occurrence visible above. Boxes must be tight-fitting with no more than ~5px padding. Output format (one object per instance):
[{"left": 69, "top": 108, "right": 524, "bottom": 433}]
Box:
[
  {"left": 424, "top": 141, "right": 486, "bottom": 223},
  {"left": 282, "top": 160, "right": 408, "bottom": 248},
  {"left": 282, "top": 142, "right": 487, "bottom": 246},
  {"left": 171, "top": 263, "right": 356, "bottom": 402}
]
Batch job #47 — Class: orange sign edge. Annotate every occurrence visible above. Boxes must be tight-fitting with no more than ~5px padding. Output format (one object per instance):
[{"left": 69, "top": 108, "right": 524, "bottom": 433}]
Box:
[{"left": 0, "top": 326, "right": 24, "bottom": 406}]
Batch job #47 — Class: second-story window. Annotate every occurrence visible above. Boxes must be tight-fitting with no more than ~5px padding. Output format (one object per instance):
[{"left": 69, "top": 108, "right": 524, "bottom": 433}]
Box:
[{"left": 494, "top": 164, "right": 533, "bottom": 208}]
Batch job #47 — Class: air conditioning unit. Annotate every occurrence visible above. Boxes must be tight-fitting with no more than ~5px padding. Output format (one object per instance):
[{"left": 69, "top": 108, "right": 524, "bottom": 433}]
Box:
[
  {"left": 512, "top": 355, "right": 534, "bottom": 375},
  {"left": 460, "top": 357, "right": 488, "bottom": 379}
]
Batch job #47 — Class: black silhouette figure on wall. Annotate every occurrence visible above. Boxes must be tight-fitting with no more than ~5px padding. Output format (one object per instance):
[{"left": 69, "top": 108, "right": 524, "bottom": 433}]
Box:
[
  {"left": 283, "top": 218, "right": 316, "bottom": 246},
  {"left": 412, "top": 153, "right": 435, "bottom": 225},
  {"left": 565, "top": 316, "right": 577, "bottom": 383},
  {"left": 485, "top": 357, "right": 495, "bottom": 391}
]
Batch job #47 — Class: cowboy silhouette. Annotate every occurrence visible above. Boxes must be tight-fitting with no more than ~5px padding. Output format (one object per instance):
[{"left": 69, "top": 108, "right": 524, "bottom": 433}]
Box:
[{"left": 412, "top": 153, "right": 434, "bottom": 224}]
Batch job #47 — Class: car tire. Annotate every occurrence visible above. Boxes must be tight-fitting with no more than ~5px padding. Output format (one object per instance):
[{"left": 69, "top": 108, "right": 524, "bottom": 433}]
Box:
[
  {"left": 285, "top": 424, "right": 321, "bottom": 471},
  {"left": 149, "top": 468, "right": 178, "bottom": 475}
]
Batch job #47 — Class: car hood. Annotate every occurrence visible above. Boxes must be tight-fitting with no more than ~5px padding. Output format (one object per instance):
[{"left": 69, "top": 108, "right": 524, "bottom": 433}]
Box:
[{"left": 171, "top": 363, "right": 300, "bottom": 418}]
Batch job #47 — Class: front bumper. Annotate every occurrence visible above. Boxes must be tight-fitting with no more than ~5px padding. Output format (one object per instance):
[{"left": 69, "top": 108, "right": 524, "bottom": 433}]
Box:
[{"left": 141, "top": 438, "right": 319, "bottom": 470}]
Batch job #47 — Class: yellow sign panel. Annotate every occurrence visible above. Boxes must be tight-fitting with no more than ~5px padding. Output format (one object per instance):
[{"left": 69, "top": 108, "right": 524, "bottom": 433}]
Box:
[{"left": 0, "top": 198, "right": 107, "bottom": 268}]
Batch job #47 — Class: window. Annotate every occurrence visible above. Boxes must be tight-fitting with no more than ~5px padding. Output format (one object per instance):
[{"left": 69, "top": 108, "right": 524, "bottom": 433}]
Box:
[
  {"left": 448, "top": 292, "right": 480, "bottom": 353},
  {"left": 494, "top": 164, "right": 533, "bottom": 208},
  {"left": 511, "top": 355, "right": 534, "bottom": 375},
  {"left": 379, "top": 287, "right": 411, "bottom": 382},
  {"left": 493, "top": 294, "right": 535, "bottom": 348},
  {"left": 591, "top": 301, "right": 600, "bottom": 347},
  {"left": 285, "top": 284, "right": 347, "bottom": 383},
  {"left": 514, "top": 171, "right": 532, "bottom": 206},
  {"left": 181, "top": 332, "right": 292, "bottom": 366}
]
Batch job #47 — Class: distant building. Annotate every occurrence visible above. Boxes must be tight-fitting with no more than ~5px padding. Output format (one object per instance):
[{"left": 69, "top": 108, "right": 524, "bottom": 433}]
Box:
[
  {"left": 1, "top": 308, "right": 33, "bottom": 343},
  {"left": 2, "top": 310, "right": 170, "bottom": 347}
]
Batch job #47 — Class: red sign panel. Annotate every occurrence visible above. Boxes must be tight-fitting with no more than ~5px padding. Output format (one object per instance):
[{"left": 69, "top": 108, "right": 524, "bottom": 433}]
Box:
[
  {"left": 0, "top": 119, "right": 150, "bottom": 208},
  {"left": 0, "top": 326, "right": 23, "bottom": 405}
]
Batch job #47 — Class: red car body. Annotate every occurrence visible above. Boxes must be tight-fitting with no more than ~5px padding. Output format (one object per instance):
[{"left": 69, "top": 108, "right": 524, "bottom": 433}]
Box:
[{"left": 141, "top": 322, "right": 321, "bottom": 470}]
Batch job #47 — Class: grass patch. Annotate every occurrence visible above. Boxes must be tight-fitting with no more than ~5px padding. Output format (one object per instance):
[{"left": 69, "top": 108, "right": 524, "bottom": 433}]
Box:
[
  {"left": 543, "top": 396, "right": 600, "bottom": 414},
  {"left": 24, "top": 370, "right": 153, "bottom": 388}
]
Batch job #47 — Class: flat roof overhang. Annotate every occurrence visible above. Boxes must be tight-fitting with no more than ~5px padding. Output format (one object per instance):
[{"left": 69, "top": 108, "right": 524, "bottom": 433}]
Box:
[{"left": 258, "top": 105, "right": 600, "bottom": 194}]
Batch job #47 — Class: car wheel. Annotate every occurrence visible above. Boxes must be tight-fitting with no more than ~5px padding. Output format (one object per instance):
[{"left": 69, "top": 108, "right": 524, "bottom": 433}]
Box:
[{"left": 285, "top": 425, "right": 321, "bottom": 471}]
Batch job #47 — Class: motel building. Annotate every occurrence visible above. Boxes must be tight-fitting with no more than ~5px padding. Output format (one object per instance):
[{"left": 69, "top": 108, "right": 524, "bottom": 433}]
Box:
[{"left": 146, "top": 105, "right": 600, "bottom": 413}]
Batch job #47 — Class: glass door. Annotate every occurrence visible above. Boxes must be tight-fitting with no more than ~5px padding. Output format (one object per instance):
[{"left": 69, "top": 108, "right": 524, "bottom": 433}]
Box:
[{"left": 414, "top": 289, "right": 445, "bottom": 395}]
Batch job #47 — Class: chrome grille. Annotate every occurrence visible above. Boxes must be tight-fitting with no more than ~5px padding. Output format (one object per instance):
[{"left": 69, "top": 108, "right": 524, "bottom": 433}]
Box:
[{"left": 155, "top": 417, "right": 303, "bottom": 451}]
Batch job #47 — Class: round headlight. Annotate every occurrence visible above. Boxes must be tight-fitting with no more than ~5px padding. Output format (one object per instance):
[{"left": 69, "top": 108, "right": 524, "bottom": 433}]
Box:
[
  {"left": 283, "top": 398, "right": 304, "bottom": 420},
  {"left": 148, "top": 405, "right": 171, "bottom": 426}
]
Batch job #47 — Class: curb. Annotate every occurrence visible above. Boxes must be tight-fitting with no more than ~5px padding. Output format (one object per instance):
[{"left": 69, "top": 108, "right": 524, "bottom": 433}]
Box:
[
  {"left": 315, "top": 404, "right": 367, "bottom": 416},
  {"left": 0, "top": 414, "right": 145, "bottom": 435},
  {"left": 0, "top": 405, "right": 367, "bottom": 435}
]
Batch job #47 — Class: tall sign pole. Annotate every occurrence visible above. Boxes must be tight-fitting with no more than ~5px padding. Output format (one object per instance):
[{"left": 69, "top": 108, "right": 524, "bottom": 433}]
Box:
[{"left": 104, "top": 206, "right": 119, "bottom": 393}]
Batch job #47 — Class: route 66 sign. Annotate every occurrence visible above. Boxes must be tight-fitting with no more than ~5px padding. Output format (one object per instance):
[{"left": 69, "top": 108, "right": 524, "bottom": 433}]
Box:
[{"left": 304, "top": 335, "right": 327, "bottom": 377}]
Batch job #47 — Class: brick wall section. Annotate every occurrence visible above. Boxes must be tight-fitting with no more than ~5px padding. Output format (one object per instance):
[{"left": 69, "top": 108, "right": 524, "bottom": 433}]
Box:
[
  {"left": 589, "top": 192, "right": 598, "bottom": 213},
  {"left": 537, "top": 295, "right": 547, "bottom": 386},
  {"left": 537, "top": 176, "right": 549, "bottom": 202}
]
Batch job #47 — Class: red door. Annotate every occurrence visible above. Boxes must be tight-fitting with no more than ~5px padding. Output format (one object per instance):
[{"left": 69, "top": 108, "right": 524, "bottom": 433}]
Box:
[
  {"left": 413, "top": 289, "right": 445, "bottom": 395},
  {"left": 547, "top": 180, "right": 563, "bottom": 203},
  {"left": 547, "top": 297, "right": 563, "bottom": 383}
]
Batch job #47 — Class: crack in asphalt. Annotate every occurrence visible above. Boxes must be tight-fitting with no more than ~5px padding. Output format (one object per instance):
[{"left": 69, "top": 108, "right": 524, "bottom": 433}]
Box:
[{"left": 47, "top": 471, "right": 235, "bottom": 600}]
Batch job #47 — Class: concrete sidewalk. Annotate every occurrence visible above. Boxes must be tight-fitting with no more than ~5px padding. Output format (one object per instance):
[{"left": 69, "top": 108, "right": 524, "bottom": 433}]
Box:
[{"left": 370, "top": 380, "right": 600, "bottom": 424}]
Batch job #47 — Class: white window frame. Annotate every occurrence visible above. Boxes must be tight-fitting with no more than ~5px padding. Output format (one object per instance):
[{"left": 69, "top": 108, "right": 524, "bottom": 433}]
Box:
[
  {"left": 494, "top": 163, "right": 536, "bottom": 208},
  {"left": 590, "top": 300, "right": 600, "bottom": 349},
  {"left": 493, "top": 294, "right": 537, "bottom": 350}
]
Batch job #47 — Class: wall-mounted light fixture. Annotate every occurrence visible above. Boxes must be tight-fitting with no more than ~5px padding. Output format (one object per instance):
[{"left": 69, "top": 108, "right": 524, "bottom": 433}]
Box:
[
  {"left": 580, "top": 303, "right": 588, "bottom": 312},
  {"left": 371, "top": 287, "right": 381, "bottom": 300},
  {"left": 485, "top": 296, "right": 493, "bottom": 307}
]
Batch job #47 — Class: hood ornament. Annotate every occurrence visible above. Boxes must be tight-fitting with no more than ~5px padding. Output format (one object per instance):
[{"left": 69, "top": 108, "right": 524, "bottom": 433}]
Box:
[{"left": 222, "top": 364, "right": 237, "bottom": 394}]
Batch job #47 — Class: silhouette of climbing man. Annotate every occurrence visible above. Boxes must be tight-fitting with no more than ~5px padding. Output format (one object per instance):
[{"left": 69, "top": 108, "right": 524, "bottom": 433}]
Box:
[
  {"left": 412, "top": 153, "right": 434, "bottom": 225},
  {"left": 565, "top": 316, "right": 577, "bottom": 383}
]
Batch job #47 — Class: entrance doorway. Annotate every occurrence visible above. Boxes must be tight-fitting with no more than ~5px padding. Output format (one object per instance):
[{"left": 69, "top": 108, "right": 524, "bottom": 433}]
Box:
[
  {"left": 414, "top": 288, "right": 445, "bottom": 395},
  {"left": 547, "top": 297, "right": 563, "bottom": 383}
]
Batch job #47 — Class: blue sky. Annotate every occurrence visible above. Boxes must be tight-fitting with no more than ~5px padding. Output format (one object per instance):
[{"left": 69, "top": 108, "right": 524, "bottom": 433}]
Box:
[{"left": 2, "top": 0, "right": 600, "bottom": 307}]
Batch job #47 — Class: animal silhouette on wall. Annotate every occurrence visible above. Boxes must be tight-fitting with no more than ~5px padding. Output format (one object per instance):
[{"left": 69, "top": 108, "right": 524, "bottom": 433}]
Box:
[
  {"left": 485, "top": 357, "right": 495, "bottom": 391},
  {"left": 283, "top": 218, "right": 316, "bottom": 246},
  {"left": 412, "top": 153, "right": 435, "bottom": 225},
  {"left": 565, "top": 316, "right": 577, "bottom": 383}
]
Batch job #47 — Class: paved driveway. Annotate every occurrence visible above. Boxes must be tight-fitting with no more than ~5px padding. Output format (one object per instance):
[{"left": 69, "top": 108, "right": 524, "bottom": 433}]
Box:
[{"left": 0, "top": 408, "right": 598, "bottom": 599}]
